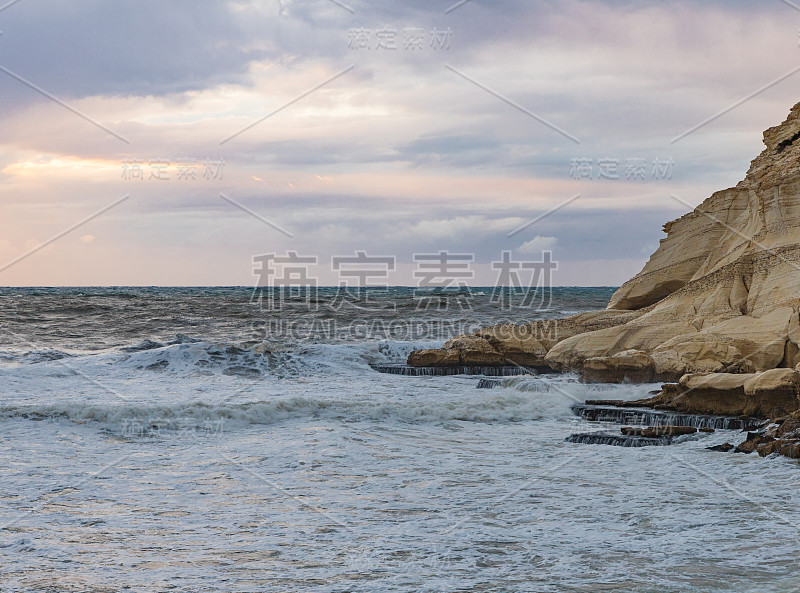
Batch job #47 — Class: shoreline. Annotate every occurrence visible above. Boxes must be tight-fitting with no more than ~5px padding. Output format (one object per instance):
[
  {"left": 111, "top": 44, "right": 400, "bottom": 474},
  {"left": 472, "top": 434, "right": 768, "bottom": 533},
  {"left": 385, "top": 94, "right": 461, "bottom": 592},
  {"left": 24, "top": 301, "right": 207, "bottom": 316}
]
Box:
[
  {"left": 374, "top": 362, "right": 800, "bottom": 464},
  {"left": 404, "top": 103, "right": 800, "bottom": 467}
]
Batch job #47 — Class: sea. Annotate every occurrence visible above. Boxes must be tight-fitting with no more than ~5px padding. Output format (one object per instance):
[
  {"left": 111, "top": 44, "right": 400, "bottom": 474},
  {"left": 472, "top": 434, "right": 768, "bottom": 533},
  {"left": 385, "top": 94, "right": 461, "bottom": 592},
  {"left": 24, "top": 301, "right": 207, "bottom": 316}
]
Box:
[{"left": 0, "top": 287, "right": 798, "bottom": 593}]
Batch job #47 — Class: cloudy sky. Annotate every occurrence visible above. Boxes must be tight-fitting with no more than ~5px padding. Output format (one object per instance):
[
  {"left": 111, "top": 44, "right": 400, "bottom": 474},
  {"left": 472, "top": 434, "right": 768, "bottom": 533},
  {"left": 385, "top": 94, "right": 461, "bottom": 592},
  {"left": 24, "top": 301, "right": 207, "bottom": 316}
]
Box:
[{"left": 1, "top": 0, "right": 799, "bottom": 286}]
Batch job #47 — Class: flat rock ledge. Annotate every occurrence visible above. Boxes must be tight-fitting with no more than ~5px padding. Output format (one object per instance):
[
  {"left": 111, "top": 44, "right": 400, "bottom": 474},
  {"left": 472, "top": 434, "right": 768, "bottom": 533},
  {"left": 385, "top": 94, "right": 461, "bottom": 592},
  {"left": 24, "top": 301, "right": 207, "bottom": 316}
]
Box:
[
  {"left": 572, "top": 404, "right": 750, "bottom": 430},
  {"left": 569, "top": 424, "right": 705, "bottom": 448},
  {"left": 583, "top": 370, "right": 800, "bottom": 463},
  {"left": 600, "top": 369, "right": 800, "bottom": 419},
  {"left": 370, "top": 364, "right": 539, "bottom": 377},
  {"left": 566, "top": 432, "right": 674, "bottom": 447}
]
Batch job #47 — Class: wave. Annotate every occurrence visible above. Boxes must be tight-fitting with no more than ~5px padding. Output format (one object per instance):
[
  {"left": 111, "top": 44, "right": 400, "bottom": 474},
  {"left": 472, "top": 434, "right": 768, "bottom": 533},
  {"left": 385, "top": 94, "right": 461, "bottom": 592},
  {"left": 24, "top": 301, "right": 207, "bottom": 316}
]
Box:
[
  {"left": 496, "top": 376, "right": 657, "bottom": 402},
  {"left": 111, "top": 337, "right": 444, "bottom": 378},
  {"left": 0, "top": 335, "right": 446, "bottom": 385},
  {"left": 0, "top": 335, "right": 658, "bottom": 432},
  {"left": 121, "top": 334, "right": 201, "bottom": 353},
  {"left": 0, "top": 348, "right": 75, "bottom": 364},
  {"left": 0, "top": 385, "right": 579, "bottom": 431}
]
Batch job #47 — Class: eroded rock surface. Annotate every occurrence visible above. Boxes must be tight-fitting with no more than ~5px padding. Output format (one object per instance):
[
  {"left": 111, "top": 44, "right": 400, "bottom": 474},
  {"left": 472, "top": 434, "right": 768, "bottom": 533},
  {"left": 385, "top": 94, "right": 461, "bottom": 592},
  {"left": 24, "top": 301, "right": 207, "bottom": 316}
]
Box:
[
  {"left": 614, "top": 369, "right": 800, "bottom": 419},
  {"left": 731, "top": 410, "right": 800, "bottom": 462},
  {"left": 407, "top": 310, "right": 642, "bottom": 369},
  {"left": 582, "top": 350, "right": 655, "bottom": 383}
]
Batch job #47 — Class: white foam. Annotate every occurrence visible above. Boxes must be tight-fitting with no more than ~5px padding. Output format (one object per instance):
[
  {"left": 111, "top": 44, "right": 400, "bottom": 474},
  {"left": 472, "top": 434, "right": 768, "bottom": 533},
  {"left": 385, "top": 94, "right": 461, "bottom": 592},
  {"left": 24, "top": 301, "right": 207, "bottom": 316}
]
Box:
[
  {"left": 2, "top": 331, "right": 798, "bottom": 591},
  {"left": 0, "top": 383, "right": 581, "bottom": 431}
]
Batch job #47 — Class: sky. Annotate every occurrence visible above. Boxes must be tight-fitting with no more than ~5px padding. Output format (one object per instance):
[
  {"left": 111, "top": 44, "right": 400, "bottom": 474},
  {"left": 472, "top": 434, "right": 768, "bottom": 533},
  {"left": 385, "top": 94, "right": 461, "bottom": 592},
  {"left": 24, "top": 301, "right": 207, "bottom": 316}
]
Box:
[{"left": 2, "top": 0, "right": 800, "bottom": 286}]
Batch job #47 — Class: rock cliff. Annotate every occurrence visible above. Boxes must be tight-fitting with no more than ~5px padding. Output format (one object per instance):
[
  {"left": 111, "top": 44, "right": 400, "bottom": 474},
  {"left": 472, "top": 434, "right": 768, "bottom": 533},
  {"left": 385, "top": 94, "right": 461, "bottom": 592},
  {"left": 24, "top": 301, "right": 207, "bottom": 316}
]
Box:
[{"left": 408, "top": 102, "right": 800, "bottom": 387}]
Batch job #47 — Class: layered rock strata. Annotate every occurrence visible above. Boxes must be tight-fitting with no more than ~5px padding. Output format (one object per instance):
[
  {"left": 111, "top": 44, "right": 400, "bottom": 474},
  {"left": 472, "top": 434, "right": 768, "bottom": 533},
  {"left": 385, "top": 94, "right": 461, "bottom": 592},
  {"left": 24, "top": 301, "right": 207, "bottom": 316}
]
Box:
[{"left": 600, "top": 369, "right": 800, "bottom": 419}]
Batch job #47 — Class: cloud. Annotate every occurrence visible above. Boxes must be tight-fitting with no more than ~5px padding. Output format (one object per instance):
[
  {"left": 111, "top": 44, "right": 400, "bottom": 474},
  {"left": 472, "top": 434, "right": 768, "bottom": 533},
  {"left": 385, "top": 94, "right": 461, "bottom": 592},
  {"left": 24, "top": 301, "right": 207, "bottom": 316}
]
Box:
[
  {"left": 515, "top": 236, "right": 558, "bottom": 255},
  {"left": 0, "top": 0, "right": 269, "bottom": 104},
  {"left": 0, "top": 0, "right": 796, "bottom": 284},
  {"left": 401, "top": 216, "right": 525, "bottom": 240}
]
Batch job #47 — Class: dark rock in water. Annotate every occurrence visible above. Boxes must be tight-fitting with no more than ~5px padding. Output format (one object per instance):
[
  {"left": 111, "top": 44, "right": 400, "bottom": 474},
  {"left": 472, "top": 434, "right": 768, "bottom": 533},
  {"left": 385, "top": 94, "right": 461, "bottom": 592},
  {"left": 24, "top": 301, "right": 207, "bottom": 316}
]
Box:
[
  {"left": 572, "top": 404, "right": 748, "bottom": 430},
  {"left": 728, "top": 410, "right": 800, "bottom": 460},
  {"left": 741, "top": 420, "right": 770, "bottom": 432},
  {"left": 707, "top": 443, "right": 734, "bottom": 452},
  {"left": 699, "top": 427, "right": 716, "bottom": 433},
  {"left": 567, "top": 432, "right": 673, "bottom": 447},
  {"left": 371, "top": 364, "right": 537, "bottom": 377},
  {"left": 780, "top": 442, "right": 800, "bottom": 458},
  {"left": 776, "top": 413, "right": 800, "bottom": 437},
  {"left": 757, "top": 440, "right": 783, "bottom": 457},
  {"left": 621, "top": 425, "right": 697, "bottom": 438},
  {"left": 476, "top": 379, "right": 502, "bottom": 389},
  {"left": 734, "top": 432, "right": 772, "bottom": 454}
]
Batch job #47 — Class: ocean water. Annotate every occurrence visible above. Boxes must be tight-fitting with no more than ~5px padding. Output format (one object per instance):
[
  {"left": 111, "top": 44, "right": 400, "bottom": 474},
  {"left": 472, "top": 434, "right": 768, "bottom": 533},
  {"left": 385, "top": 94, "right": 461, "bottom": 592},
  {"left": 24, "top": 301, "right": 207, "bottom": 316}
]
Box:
[{"left": 0, "top": 287, "right": 798, "bottom": 593}]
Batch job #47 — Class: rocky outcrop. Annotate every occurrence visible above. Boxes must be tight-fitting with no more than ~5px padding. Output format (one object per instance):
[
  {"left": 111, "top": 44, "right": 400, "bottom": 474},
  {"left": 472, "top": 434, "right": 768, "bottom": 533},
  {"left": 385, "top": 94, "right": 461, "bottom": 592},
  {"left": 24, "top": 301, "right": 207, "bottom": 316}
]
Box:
[
  {"left": 582, "top": 350, "right": 654, "bottom": 383},
  {"left": 409, "top": 102, "right": 800, "bottom": 385},
  {"left": 731, "top": 410, "right": 800, "bottom": 462},
  {"left": 408, "top": 310, "right": 643, "bottom": 369},
  {"left": 615, "top": 369, "right": 800, "bottom": 419},
  {"left": 606, "top": 186, "right": 750, "bottom": 311}
]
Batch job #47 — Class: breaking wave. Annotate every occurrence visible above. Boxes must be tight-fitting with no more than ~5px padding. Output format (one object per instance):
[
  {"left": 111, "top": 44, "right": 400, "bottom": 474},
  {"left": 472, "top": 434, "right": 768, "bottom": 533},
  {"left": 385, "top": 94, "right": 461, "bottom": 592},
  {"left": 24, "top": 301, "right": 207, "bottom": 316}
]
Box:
[{"left": 0, "top": 388, "right": 580, "bottom": 431}]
